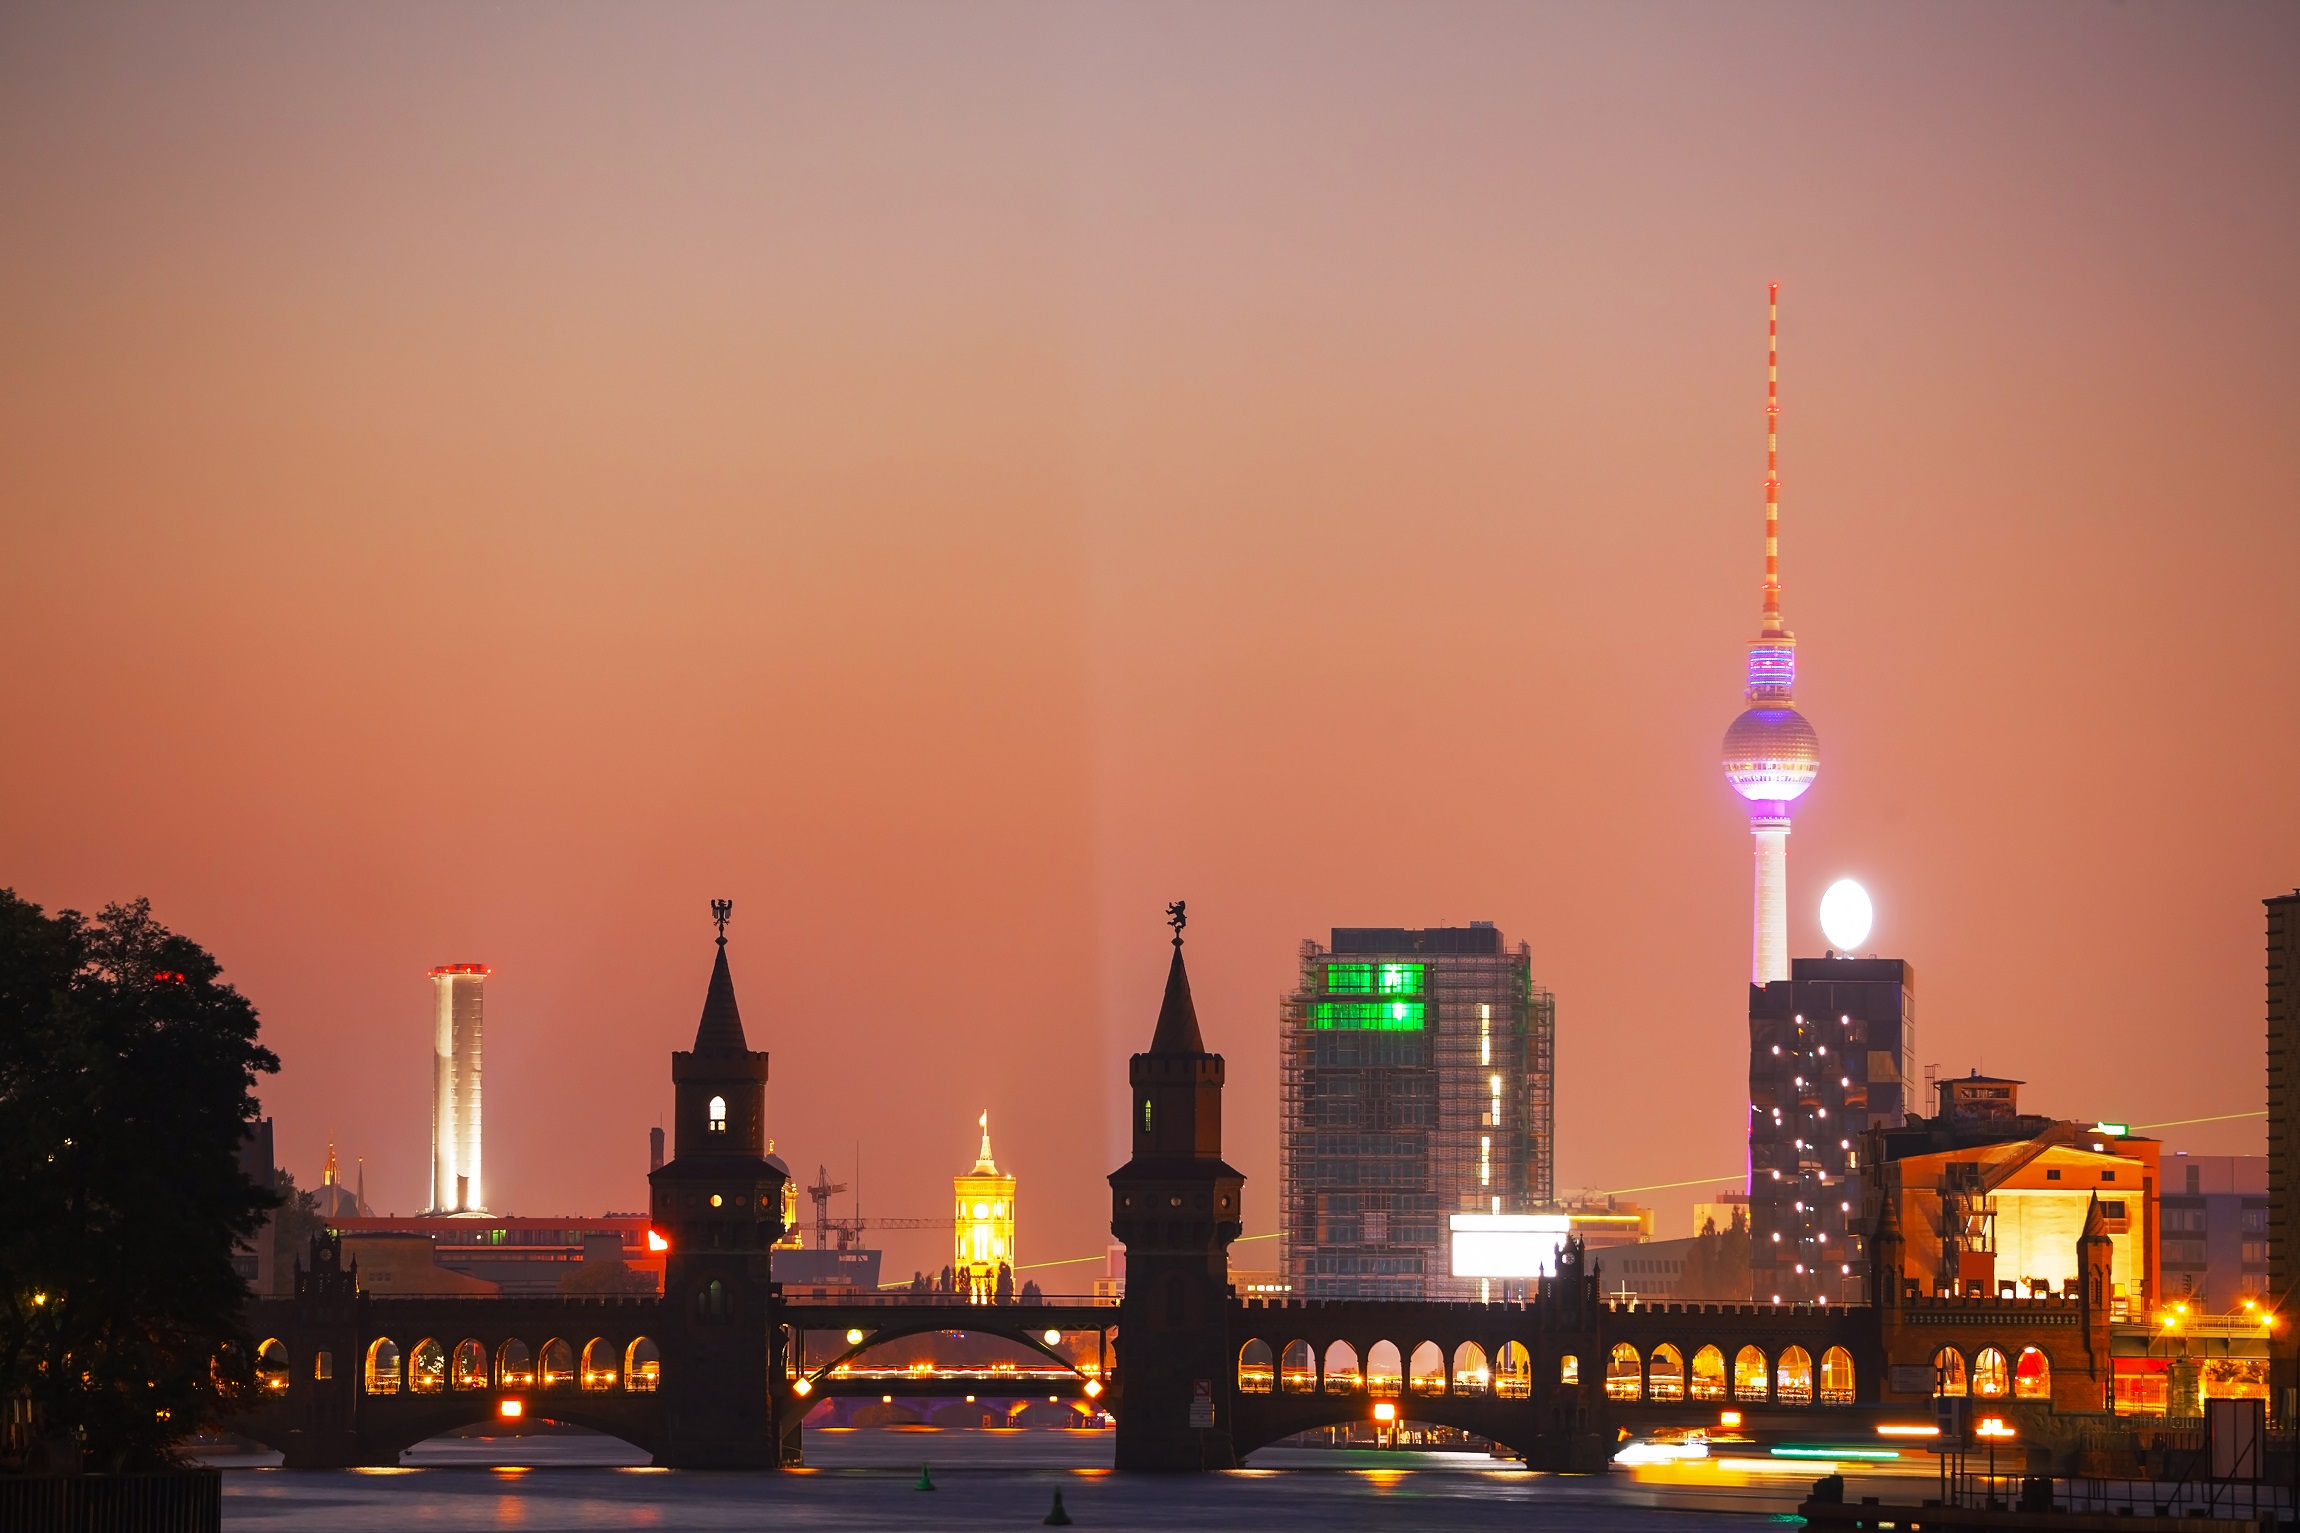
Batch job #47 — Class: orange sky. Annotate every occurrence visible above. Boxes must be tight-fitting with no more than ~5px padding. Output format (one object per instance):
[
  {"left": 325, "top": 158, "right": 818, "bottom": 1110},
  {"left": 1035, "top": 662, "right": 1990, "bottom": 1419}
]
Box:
[{"left": 2, "top": 4, "right": 2294, "bottom": 1282}]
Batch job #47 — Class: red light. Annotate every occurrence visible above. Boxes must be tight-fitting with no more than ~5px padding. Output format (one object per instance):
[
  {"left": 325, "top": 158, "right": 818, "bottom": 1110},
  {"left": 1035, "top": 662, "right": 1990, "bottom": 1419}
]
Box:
[
  {"left": 153, "top": 971, "right": 186, "bottom": 983},
  {"left": 427, "top": 964, "right": 492, "bottom": 977},
  {"left": 646, "top": 1229, "right": 669, "bottom": 1253}
]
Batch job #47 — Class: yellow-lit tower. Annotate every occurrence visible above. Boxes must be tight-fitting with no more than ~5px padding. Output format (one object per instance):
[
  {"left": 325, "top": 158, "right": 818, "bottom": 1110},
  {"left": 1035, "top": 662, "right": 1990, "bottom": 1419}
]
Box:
[{"left": 953, "top": 1113, "right": 1016, "bottom": 1302}]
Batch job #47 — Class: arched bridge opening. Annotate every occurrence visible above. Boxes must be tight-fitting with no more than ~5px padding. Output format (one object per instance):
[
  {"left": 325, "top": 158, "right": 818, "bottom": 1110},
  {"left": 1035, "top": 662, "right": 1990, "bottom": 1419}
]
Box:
[{"left": 784, "top": 1303, "right": 1115, "bottom": 1404}]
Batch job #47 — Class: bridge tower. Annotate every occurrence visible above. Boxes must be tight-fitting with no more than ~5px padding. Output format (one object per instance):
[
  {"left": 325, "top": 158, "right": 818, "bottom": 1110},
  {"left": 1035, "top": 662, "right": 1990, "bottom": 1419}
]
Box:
[
  {"left": 647, "top": 902, "right": 792, "bottom": 1468},
  {"left": 1109, "top": 907, "right": 1246, "bottom": 1470}
]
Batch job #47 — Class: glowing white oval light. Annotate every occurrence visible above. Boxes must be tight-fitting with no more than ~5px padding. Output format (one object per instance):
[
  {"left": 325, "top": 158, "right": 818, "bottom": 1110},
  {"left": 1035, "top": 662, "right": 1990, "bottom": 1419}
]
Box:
[{"left": 1819, "top": 879, "right": 1873, "bottom": 951}]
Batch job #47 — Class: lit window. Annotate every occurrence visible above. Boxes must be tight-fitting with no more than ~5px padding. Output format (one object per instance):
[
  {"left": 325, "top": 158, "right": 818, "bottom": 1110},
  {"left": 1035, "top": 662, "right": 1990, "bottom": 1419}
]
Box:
[
  {"left": 1325, "top": 963, "right": 1374, "bottom": 994},
  {"left": 1376, "top": 963, "right": 1424, "bottom": 996},
  {"left": 1310, "top": 1001, "right": 1426, "bottom": 1031},
  {"left": 707, "top": 1096, "right": 727, "bottom": 1133}
]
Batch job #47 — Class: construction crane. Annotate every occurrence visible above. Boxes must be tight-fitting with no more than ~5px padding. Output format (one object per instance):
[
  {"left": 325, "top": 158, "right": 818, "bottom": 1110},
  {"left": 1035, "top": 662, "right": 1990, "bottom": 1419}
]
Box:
[
  {"left": 804, "top": 1166, "right": 957, "bottom": 1249},
  {"left": 804, "top": 1166, "right": 848, "bottom": 1249}
]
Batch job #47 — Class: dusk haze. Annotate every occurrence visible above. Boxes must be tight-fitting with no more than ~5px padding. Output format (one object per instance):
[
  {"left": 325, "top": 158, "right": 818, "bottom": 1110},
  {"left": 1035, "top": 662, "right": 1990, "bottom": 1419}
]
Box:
[{"left": 0, "top": 1, "right": 2292, "bottom": 1519}]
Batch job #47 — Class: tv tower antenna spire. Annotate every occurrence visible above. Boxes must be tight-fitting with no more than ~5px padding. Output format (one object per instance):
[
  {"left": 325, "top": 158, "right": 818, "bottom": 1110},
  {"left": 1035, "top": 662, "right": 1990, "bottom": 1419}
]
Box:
[
  {"left": 1762, "top": 281, "right": 1783, "bottom": 637},
  {"left": 1721, "top": 283, "right": 1820, "bottom": 985}
]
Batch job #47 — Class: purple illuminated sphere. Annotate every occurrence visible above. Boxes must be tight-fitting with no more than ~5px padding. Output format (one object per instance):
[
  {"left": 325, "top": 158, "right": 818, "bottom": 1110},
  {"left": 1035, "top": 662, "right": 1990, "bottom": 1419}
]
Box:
[{"left": 1722, "top": 706, "right": 1820, "bottom": 804}]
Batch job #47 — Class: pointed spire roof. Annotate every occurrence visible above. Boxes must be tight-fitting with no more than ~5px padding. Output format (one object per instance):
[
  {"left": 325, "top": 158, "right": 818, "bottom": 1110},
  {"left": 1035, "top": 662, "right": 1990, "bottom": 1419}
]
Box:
[
  {"left": 972, "top": 1112, "right": 999, "bottom": 1174},
  {"left": 1149, "top": 942, "right": 1205, "bottom": 1054},
  {"left": 2080, "top": 1190, "right": 2109, "bottom": 1243},
  {"left": 693, "top": 938, "right": 749, "bottom": 1054}
]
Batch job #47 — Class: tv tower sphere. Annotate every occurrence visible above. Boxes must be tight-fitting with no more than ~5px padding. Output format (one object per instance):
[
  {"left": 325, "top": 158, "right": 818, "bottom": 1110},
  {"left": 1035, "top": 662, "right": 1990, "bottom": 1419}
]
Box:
[{"left": 1723, "top": 284, "right": 1820, "bottom": 986}]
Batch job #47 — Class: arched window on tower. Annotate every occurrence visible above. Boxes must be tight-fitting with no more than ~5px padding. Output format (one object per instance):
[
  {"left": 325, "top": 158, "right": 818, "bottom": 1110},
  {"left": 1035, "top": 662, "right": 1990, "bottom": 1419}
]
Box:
[{"left": 707, "top": 1096, "right": 727, "bottom": 1134}]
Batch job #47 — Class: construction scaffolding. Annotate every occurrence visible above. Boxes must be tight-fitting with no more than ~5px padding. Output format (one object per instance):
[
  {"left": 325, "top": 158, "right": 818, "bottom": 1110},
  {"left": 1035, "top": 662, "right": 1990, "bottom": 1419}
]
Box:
[{"left": 1278, "top": 924, "right": 1556, "bottom": 1300}]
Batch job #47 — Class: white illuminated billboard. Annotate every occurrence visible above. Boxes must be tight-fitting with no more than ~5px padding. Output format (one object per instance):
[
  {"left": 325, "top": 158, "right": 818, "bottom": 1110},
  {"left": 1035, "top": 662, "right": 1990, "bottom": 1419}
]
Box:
[{"left": 1449, "top": 1213, "right": 1571, "bottom": 1279}]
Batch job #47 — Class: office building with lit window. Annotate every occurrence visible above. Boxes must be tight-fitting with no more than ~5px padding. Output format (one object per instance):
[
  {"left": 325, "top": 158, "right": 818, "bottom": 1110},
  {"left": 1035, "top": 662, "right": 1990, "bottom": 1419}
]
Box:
[
  {"left": 1747, "top": 955, "right": 1915, "bottom": 1304},
  {"left": 1280, "top": 924, "right": 1554, "bottom": 1299}
]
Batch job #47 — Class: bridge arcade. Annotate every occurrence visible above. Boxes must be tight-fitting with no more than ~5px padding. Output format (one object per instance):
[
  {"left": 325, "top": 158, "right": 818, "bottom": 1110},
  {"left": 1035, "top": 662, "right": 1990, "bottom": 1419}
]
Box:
[{"left": 232, "top": 910, "right": 2119, "bottom": 1470}]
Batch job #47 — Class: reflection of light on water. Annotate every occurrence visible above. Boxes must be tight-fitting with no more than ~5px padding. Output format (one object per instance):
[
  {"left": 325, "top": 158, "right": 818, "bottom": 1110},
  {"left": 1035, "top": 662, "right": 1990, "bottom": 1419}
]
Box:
[
  {"left": 617, "top": 1466, "right": 671, "bottom": 1473},
  {"left": 349, "top": 1466, "right": 418, "bottom": 1475},
  {"left": 1353, "top": 1470, "right": 1410, "bottom": 1490}
]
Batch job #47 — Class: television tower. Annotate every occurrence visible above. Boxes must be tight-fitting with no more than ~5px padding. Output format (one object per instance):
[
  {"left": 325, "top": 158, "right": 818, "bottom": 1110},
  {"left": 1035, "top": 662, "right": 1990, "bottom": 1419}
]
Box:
[{"left": 1721, "top": 284, "right": 1820, "bottom": 984}]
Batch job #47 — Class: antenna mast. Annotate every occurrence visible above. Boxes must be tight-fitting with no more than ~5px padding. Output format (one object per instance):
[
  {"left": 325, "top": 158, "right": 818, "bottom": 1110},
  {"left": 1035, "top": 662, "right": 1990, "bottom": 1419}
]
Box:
[{"left": 1762, "top": 282, "right": 1783, "bottom": 636}]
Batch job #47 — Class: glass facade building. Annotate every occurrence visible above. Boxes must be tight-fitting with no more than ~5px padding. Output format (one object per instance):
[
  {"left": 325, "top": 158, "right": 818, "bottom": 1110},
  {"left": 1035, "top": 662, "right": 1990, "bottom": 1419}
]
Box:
[{"left": 1279, "top": 924, "right": 1554, "bottom": 1299}]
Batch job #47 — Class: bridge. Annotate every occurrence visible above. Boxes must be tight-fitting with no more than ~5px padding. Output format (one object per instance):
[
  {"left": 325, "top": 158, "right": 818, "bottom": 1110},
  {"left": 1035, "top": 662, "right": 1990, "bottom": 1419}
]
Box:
[{"left": 231, "top": 919, "right": 2120, "bottom": 1470}]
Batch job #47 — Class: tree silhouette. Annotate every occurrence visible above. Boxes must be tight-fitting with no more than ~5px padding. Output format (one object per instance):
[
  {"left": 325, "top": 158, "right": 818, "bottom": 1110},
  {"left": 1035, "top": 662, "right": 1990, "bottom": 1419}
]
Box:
[{"left": 0, "top": 893, "right": 279, "bottom": 1471}]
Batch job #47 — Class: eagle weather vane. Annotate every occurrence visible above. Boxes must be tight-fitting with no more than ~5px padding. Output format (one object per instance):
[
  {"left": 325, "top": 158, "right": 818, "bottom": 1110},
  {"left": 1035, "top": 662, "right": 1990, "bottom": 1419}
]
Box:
[
  {"left": 1166, "top": 900, "right": 1187, "bottom": 947},
  {"left": 711, "top": 899, "right": 733, "bottom": 945}
]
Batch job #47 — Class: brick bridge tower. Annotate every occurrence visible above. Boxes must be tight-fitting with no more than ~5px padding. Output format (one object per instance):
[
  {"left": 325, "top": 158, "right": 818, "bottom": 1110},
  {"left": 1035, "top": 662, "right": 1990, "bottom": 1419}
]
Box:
[
  {"left": 648, "top": 900, "right": 791, "bottom": 1468},
  {"left": 1110, "top": 904, "right": 1246, "bottom": 1470}
]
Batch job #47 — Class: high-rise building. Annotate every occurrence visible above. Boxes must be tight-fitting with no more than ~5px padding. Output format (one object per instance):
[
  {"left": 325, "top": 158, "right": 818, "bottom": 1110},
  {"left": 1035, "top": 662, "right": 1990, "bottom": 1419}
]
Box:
[
  {"left": 2267, "top": 890, "right": 2299, "bottom": 1411},
  {"left": 1720, "top": 285, "right": 1821, "bottom": 986},
  {"left": 1279, "top": 923, "right": 1555, "bottom": 1299},
  {"left": 1748, "top": 956, "right": 1915, "bottom": 1303},
  {"left": 2159, "top": 1154, "right": 2267, "bottom": 1313},
  {"left": 953, "top": 1113, "right": 1017, "bottom": 1302},
  {"left": 428, "top": 964, "right": 488, "bottom": 1214}
]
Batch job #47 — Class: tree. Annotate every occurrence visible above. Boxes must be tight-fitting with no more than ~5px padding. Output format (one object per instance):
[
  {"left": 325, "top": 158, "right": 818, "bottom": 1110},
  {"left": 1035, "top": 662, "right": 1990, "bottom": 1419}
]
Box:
[
  {"left": 266, "top": 1171, "right": 325, "bottom": 1297},
  {"left": 1682, "top": 1208, "right": 1753, "bottom": 1302},
  {"left": 560, "top": 1260, "right": 659, "bottom": 1297},
  {"left": 0, "top": 893, "right": 279, "bottom": 1471}
]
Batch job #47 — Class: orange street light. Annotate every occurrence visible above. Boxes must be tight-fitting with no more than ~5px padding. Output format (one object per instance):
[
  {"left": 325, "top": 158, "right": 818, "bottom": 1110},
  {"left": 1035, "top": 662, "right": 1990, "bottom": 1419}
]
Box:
[{"left": 499, "top": 1399, "right": 524, "bottom": 1420}]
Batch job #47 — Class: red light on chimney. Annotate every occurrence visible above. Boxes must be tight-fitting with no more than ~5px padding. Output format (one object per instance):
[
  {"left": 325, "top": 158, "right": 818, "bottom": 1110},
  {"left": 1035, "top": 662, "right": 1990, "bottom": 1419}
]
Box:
[{"left": 428, "top": 964, "right": 492, "bottom": 977}]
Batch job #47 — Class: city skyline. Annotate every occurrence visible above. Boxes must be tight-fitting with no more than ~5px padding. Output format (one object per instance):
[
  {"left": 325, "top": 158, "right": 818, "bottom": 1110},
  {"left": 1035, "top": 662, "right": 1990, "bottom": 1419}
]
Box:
[{"left": 1, "top": 3, "right": 2292, "bottom": 1276}]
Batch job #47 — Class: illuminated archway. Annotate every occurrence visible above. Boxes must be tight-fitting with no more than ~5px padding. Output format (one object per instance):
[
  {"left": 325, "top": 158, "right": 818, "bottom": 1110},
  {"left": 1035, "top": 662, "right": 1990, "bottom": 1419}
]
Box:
[
  {"left": 1690, "top": 1345, "right": 1726, "bottom": 1401},
  {"left": 1932, "top": 1348, "right": 1966, "bottom": 1397},
  {"left": 1322, "top": 1341, "right": 1361, "bottom": 1394},
  {"left": 1408, "top": 1342, "right": 1445, "bottom": 1396},
  {"left": 1732, "top": 1345, "right": 1769, "bottom": 1403},
  {"left": 1648, "top": 1344, "right": 1685, "bottom": 1403},
  {"left": 255, "top": 1339, "right": 290, "bottom": 1395},
  {"left": 2013, "top": 1347, "right": 2049, "bottom": 1400},
  {"left": 1819, "top": 1346, "right": 1855, "bottom": 1404},
  {"left": 580, "top": 1338, "right": 617, "bottom": 1392},
  {"left": 409, "top": 1338, "right": 446, "bottom": 1395},
  {"left": 1605, "top": 1342, "right": 1643, "bottom": 1402},
  {"left": 1495, "top": 1342, "right": 1532, "bottom": 1399},
  {"left": 1237, "top": 1339, "right": 1274, "bottom": 1394},
  {"left": 1775, "top": 1345, "right": 1813, "bottom": 1406},
  {"left": 1451, "top": 1342, "right": 1490, "bottom": 1396},
  {"left": 1972, "top": 1347, "right": 2010, "bottom": 1399},
  {"left": 1365, "top": 1341, "right": 1402, "bottom": 1398},
  {"left": 363, "top": 1338, "right": 401, "bottom": 1396},
  {"left": 1279, "top": 1339, "right": 1316, "bottom": 1394},
  {"left": 451, "top": 1340, "right": 488, "bottom": 1392},
  {"left": 625, "top": 1337, "right": 661, "bottom": 1392},
  {"left": 538, "top": 1339, "right": 574, "bottom": 1391},
  {"left": 496, "top": 1338, "right": 534, "bottom": 1390}
]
